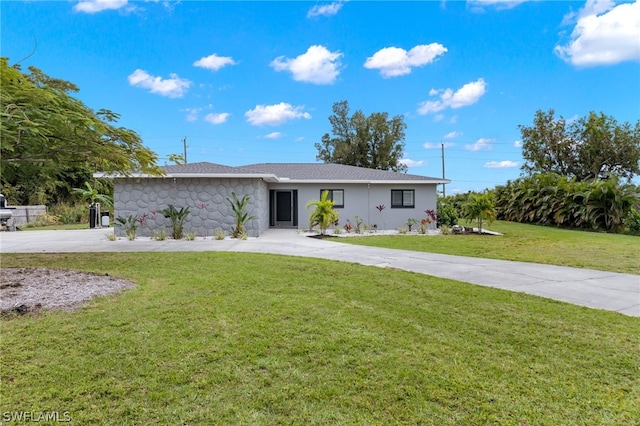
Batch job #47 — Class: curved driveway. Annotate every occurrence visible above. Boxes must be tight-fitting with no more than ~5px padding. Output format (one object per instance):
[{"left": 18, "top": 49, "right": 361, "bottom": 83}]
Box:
[{"left": 1, "top": 228, "right": 638, "bottom": 317}]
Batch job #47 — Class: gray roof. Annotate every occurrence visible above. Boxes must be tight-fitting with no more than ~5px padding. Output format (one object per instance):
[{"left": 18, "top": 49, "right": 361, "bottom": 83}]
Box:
[
  {"left": 162, "top": 162, "right": 242, "bottom": 174},
  {"left": 240, "top": 163, "right": 446, "bottom": 182},
  {"left": 99, "top": 162, "right": 449, "bottom": 184}
]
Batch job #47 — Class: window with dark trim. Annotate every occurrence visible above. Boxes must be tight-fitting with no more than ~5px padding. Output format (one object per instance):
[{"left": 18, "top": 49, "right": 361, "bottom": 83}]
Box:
[
  {"left": 391, "top": 189, "right": 415, "bottom": 208},
  {"left": 320, "top": 189, "right": 344, "bottom": 208}
]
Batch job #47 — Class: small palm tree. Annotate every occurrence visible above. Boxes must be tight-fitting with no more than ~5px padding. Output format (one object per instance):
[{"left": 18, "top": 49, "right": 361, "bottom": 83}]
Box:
[
  {"left": 227, "top": 192, "right": 257, "bottom": 238},
  {"left": 463, "top": 193, "right": 496, "bottom": 233},
  {"left": 72, "top": 182, "right": 113, "bottom": 208},
  {"left": 306, "top": 190, "right": 339, "bottom": 235}
]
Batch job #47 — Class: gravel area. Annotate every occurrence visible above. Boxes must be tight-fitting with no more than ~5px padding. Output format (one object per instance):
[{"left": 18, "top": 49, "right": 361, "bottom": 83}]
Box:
[{"left": 1, "top": 267, "right": 135, "bottom": 315}]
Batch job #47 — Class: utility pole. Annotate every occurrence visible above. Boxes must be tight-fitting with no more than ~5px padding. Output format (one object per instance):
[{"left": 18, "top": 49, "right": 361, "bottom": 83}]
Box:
[
  {"left": 183, "top": 137, "right": 188, "bottom": 164},
  {"left": 441, "top": 142, "right": 446, "bottom": 197}
]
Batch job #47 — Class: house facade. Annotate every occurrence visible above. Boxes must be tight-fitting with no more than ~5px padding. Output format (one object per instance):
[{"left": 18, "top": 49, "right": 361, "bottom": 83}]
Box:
[{"left": 98, "top": 162, "right": 449, "bottom": 237}]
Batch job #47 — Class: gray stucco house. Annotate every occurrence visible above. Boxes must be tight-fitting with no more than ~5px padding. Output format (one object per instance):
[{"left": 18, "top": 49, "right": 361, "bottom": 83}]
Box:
[{"left": 97, "top": 162, "right": 449, "bottom": 237}]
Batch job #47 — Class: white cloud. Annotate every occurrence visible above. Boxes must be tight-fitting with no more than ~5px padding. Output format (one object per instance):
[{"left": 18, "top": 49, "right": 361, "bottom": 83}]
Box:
[
  {"left": 193, "top": 54, "right": 237, "bottom": 71},
  {"left": 424, "top": 142, "right": 454, "bottom": 149},
  {"left": 245, "top": 102, "right": 311, "bottom": 126},
  {"left": 418, "top": 78, "right": 487, "bottom": 114},
  {"left": 128, "top": 69, "right": 191, "bottom": 98},
  {"left": 433, "top": 114, "right": 445, "bottom": 122},
  {"left": 307, "top": 1, "right": 344, "bottom": 17},
  {"left": 555, "top": 0, "right": 640, "bottom": 66},
  {"left": 364, "top": 44, "right": 447, "bottom": 78},
  {"left": 204, "top": 113, "right": 229, "bottom": 125},
  {"left": 465, "top": 137, "right": 493, "bottom": 151},
  {"left": 444, "top": 130, "right": 463, "bottom": 139},
  {"left": 271, "top": 45, "right": 342, "bottom": 85},
  {"left": 294, "top": 136, "right": 305, "bottom": 142},
  {"left": 264, "top": 132, "right": 283, "bottom": 139},
  {"left": 74, "top": 0, "right": 129, "bottom": 13},
  {"left": 514, "top": 140, "right": 522, "bottom": 147},
  {"left": 400, "top": 158, "right": 425, "bottom": 167},
  {"left": 484, "top": 160, "right": 519, "bottom": 168}
]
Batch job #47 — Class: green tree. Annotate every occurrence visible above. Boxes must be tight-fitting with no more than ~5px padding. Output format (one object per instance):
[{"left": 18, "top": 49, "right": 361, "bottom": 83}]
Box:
[
  {"left": 463, "top": 193, "right": 496, "bottom": 233},
  {"left": 1, "top": 58, "right": 163, "bottom": 204},
  {"left": 315, "top": 100, "right": 408, "bottom": 172},
  {"left": 306, "top": 190, "right": 339, "bottom": 235},
  {"left": 519, "top": 109, "right": 640, "bottom": 181}
]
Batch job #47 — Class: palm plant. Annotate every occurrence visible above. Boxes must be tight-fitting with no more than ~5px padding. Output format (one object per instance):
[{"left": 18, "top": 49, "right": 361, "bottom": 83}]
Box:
[
  {"left": 463, "top": 193, "right": 496, "bottom": 233},
  {"left": 72, "top": 181, "right": 113, "bottom": 208},
  {"left": 306, "top": 190, "right": 339, "bottom": 235},
  {"left": 159, "top": 204, "right": 190, "bottom": 239},
  {"left": 226, "top": 192, "right": 257, "bottom": 238}
]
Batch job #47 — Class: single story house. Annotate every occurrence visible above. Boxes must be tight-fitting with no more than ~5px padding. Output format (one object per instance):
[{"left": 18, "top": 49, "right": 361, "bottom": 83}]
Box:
[{"left": 96, "top": 162, "right": 450, "bottom": 237}]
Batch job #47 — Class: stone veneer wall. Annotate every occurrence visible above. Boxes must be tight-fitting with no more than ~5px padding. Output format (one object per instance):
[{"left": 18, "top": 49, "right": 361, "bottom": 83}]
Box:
[{"left": 114, "top": 177, "right": 268, "bottom": 237}]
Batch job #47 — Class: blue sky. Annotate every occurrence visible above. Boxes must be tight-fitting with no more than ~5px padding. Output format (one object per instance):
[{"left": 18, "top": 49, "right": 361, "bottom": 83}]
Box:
[{"left": 2, "top": 0, "right": 639, "bottom": 193}]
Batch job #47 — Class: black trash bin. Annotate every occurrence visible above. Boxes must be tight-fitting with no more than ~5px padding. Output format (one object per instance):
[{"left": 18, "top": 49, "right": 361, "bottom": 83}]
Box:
[
  {"left": 101, "top": 211, "right": 110, "bottom": 227},
  {"left": 89, "top": 204, "right": 98, "bottom": 228}
]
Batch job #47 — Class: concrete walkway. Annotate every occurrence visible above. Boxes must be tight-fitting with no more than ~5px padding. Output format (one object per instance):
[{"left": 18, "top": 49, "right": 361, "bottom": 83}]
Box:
[{"left": 1, "top": 228, "right": 638, "bottom": 317}]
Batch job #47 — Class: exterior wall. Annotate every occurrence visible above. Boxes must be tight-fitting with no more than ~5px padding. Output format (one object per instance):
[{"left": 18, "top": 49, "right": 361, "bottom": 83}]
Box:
[
  {"left": 114, "top": 177, "right": 268, "bottom": 237},
  {"left": 268, "top": 182, "right": 438, "bottom": 231}
]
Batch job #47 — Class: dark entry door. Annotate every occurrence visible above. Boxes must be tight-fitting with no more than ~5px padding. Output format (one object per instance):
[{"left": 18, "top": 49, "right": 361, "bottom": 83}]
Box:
[{"left": 276, "top": 191, "right": 292, "bottom": 224}]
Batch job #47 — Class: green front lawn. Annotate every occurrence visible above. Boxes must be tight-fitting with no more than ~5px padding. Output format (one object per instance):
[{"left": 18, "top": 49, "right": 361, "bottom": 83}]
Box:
[
  {"left": 340, "top": 221, "right": 640, "bottom": 274},
  {"left": 1, "top": 252, "right": 638, "bottom": 424}
]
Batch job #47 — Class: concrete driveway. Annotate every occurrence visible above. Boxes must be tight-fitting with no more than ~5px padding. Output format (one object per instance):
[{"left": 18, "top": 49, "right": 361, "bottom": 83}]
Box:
[{"left": 1, "top": 228, "right": 638, "bottom": 317}]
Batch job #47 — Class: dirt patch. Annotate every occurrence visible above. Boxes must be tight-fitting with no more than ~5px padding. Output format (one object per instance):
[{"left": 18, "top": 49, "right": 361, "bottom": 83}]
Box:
[{"left": 0, "top": 267, "right": 135, "bottom": 315}]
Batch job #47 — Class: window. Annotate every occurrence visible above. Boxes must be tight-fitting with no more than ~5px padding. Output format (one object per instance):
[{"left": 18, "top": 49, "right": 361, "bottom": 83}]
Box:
[
  {"left": 391, "top": 189, "right": 415, "bottom": 208},
  {"left": 320, "top": 189, "right": 344, "bottom": 208}
]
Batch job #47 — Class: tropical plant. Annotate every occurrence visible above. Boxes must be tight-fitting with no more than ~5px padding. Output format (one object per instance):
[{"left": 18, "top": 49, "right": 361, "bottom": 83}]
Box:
[
  {"left": 115, "top": 215, "right": 138, "bottom": 240},
  {"left": 353, "top": 216, "right": 363, "bottom": 234},
  {"left": 159, "top": 205, "right": 191, "bottom": 239},
  {"left": 214, "top": 229, "right": 226, "bottom": 240},
  {"left": 463, "top": 193, "right": 496, "bottom": 233},
  {"left": 71, "top": 181, "right": 113, "bottom": 208},
  {"left": 343, "top": 222, "right": 353, "bottom": 233},
  {"left": 306, "top": 190, "right": 339, "bottom": 235},
  {"left": 184, "top": 231, "right": 197, "bottom": 241},
  {"left": 493, "top": 173, "right": 640, "bottom": 233},
  {"left": 406, "top": 218, "right": 418, "bottom": 232},
  {"left": 227, "top": 192, "right": 257, "bottom": 239}
]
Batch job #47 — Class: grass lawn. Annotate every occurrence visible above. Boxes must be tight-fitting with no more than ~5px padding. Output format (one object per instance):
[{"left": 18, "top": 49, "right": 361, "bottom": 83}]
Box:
[
  {"left": 340, "top": 221, "right": 640, "bottom": 275},
  {"left": 1, "top": 252, "right": 639, "bottom": 425}
]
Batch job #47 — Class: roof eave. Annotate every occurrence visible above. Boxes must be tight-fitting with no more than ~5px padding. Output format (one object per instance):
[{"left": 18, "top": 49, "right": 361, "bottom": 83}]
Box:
[
  {"left": 278, "top": 179, "right": 451, "bottom": 185},
  {"left": 93, "top": 172, "right": 280, "bottom": 182}
]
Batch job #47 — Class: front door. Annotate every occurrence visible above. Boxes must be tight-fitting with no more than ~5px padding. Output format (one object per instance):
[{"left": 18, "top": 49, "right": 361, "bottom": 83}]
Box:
[{"left": 270, "top": 190, "right": 298, "bottom": 227}]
